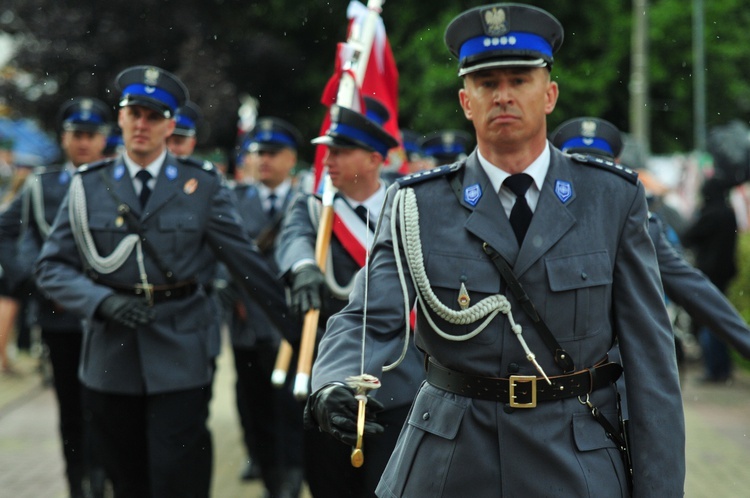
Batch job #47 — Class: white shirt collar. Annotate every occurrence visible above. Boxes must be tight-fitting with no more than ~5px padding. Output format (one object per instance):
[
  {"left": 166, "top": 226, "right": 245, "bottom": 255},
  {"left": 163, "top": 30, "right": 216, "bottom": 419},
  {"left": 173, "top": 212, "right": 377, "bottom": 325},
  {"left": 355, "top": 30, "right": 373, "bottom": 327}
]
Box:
[
  {"left": 477, "top": 143, "right": 550, "bottom": 215},
  {"left": 257, "top": 178, "right": 292, "bottom": 202},
  {"left": 122, "top": 149, "right": 167, "bottom": 181},
  {"left": 344, "top": 181, "right": 386, "bottom": 220},
  {"left": 477, "top": 142, "right": 550, "bottom": 194}
]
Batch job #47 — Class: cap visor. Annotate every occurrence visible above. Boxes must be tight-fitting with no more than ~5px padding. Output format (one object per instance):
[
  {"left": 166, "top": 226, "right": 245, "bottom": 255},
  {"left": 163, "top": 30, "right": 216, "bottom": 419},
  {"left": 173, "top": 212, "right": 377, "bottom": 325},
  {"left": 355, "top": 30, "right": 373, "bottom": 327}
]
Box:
[
  {"left": 119, "top": 96, "right": 172, "bottom": 117},
  {"left": 459, "top": 58, "right": 548, "bottom": 76}
]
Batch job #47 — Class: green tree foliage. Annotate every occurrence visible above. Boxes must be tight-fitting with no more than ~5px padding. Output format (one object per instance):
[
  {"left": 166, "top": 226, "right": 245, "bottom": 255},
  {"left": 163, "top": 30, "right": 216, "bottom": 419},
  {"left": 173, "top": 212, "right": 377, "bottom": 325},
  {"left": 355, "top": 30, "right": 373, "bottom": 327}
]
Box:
[{"left": 1, "top": 0, "right": 750, "bottom": 160}]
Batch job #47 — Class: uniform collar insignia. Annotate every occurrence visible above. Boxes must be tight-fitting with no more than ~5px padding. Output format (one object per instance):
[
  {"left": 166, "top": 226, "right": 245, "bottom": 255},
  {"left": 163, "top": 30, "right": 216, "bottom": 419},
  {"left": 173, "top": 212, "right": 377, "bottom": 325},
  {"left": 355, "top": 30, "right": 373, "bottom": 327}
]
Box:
[
  {"left": 165, "top": 164, "right": 178, "bottom": 180},
  {"left": 113, "top": 164, "right": 126, "bottom": 181},
  {"left": 554, "top": 179, "right": 573, "bottom": 203},
  {"left": 464, "top": 183, "right": 482, "bottom": 206}
]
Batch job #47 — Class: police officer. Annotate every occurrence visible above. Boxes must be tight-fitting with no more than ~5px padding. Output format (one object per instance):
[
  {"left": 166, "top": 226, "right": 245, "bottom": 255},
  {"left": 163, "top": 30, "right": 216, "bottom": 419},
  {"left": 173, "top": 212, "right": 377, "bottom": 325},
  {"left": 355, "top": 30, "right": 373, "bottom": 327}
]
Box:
[
  {"left": 226, "top": 116, "right": 305, "bottom": 497},
  {"left": 167, "top": 101, "right": 201, "bottom": 157},
  {"left": 35, "top": 65, "right": 297, "bottom": 498},
  {"left": 0, "top": 96, "right": 112, "bottom": 498},
  {"left": 550, "top": 116, "right": 750, "bottom": 363},
  {"left": 419, "top": 129, "right": 473, "bottom": 166},
  {"left": 276, "top": 98, "right": 424, "bottom": 498},
  {"left": 306, "top": 4, "right": 685, "bottom": 497}
]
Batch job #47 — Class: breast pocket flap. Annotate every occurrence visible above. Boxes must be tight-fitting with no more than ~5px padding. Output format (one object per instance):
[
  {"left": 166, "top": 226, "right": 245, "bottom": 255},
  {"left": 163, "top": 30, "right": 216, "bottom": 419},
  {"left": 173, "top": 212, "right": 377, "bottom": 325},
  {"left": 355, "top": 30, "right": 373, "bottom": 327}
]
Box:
[{"left": 546, "top": 251, "right": 612, "bottom": 292}]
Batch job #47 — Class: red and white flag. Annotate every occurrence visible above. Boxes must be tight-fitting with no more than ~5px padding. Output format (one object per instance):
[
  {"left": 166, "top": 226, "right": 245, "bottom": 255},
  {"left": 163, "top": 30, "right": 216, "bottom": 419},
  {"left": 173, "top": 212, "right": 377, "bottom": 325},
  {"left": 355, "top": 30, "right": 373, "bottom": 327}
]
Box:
[{"left": 313, "top": 0, "right": 402, "bottom": 192}]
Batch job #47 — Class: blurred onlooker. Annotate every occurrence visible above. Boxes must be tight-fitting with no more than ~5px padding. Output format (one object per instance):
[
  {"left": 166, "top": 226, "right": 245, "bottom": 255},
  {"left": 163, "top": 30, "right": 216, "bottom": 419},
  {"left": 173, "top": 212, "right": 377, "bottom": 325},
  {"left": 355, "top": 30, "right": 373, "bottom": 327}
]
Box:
[{"left": 681, "top": 178, "right": 738, "bottom": 383}]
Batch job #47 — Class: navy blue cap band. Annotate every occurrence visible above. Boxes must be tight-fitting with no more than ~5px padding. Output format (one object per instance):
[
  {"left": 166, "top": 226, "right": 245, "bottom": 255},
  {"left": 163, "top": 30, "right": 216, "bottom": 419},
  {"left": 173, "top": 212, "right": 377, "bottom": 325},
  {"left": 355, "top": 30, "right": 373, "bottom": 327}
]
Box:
[
  {"left": 561, "top": 137, "right": 614, "bottom": 155},
  {"left": 175, "top": 115, "right": 196, "bottom": 130},
  {"left": 365, "top": 109, "right": 386, "bottom": 126},
  {"left": 121, "top": 83, "right": 179, "bottom": 112},
  {"left": 331, "top": 123, "right": 390, "bottom": 157},
  {"left": 253, "top": 130, "right": 297, "bottom": 148},
  {"left": 65, "top": 112, "right": 106, "bottom": 125},
  {"left": 459, "top": 32, "right": 552, "bottom": 63},
  {"left": 423, "top": 143, "right": 466, "bottom": 156}
]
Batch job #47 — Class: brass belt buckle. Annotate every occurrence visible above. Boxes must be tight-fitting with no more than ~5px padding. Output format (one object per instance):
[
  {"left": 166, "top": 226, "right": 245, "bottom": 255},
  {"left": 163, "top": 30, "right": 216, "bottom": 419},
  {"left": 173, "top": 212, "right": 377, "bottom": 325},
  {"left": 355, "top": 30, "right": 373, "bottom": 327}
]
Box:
[{"left": 509, "top": 375, "right": 537, "bottom": 408}]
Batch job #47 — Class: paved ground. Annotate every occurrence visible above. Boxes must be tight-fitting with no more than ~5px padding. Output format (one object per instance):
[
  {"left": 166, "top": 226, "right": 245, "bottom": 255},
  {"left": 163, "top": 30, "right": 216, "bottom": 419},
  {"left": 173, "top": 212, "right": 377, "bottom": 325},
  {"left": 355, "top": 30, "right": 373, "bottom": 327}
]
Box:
[{"left": 1, "top": 346, "right": 748, "bottom": 497}]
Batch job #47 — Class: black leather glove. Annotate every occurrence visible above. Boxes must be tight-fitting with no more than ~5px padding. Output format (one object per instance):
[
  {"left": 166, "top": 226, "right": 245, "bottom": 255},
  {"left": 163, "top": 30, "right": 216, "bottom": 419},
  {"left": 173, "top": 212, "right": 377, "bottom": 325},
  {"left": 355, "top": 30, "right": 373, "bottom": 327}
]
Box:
[
  {"left": 95, "top": 294, "right": 155, "bottom": 329},
  {"left": 290, "top": 264, "right": 326, "bottom": 318},
  {"left": 305, "top": 384, "right": 385, "bottom": 446}
]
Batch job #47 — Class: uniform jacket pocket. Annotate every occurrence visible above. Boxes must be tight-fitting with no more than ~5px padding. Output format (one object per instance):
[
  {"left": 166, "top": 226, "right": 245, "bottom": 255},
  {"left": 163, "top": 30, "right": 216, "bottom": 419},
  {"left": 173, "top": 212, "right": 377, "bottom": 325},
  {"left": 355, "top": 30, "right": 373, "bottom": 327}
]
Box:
[{"left": 544, "top": 251, "right": 612, "bottom": 340}]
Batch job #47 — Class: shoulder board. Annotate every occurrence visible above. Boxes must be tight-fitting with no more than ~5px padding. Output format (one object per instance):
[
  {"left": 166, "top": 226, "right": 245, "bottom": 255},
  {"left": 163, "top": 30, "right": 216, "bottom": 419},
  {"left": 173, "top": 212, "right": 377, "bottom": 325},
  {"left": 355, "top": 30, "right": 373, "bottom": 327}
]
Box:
[
  {"left": 570, "top": 153, "right": 638, "bottom": 185},
  {"left": 177, "top": 155, "right": 217, "bottom": 174},
  {"left": 396, "top": 162, "right": 464, "bottom": 187},
  {"left": 77, "top": 158, "right": 115, "bottom": 174}
]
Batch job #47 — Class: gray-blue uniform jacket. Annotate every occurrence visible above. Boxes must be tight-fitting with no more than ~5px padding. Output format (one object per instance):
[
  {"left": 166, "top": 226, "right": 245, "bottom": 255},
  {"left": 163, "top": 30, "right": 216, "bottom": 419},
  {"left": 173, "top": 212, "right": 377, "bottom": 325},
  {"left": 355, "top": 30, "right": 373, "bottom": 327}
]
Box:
[
  {"left": 228, "top": 182, "right": 295, "bottom": 348},
  {"left": 0, "top": 166, "right": 82, "bottom": 332},
  {"left": 313, "top": 147, "right": 685, "bottom": 497},
  {"left": 35, "top": 153, "right": 296, "bottom": 395},
  {"left": 276, "top": 192, "right": 424, "bottom": 411},
  {"left": 649, "top": 213, "right": 750, "bottom": 358}
]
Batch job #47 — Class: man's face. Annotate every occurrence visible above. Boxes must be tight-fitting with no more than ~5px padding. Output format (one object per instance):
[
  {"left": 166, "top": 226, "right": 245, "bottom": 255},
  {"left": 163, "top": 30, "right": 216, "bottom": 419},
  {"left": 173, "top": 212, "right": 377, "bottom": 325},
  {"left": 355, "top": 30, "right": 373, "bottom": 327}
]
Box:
[
  {"left": 323, "top": 146, "right": 379, "bottom": 191},
  {"left": 459, "top": 67, "right": 558, "bottom": 150},
  {"left": 255, "top": 148, "right": 297, "bottom": 189},
  {"left": 118, "top": 105, "right": 175, "bottom": 164},
  {"left": 166, "top": 135, "right": 197, "bottom": 157},
  {"left": 61, "top": 130, "right": 107, "bottom": 167}
]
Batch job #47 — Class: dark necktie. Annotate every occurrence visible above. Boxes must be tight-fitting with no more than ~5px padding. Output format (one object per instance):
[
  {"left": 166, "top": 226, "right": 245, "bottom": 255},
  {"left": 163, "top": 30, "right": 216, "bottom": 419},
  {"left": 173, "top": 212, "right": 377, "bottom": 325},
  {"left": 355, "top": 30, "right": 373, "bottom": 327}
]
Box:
[
  {"left": 504, "top": 173, "right": 534, "bottom": 245},
  {"left": 354, "top": 205, "right": 374, "bottom": 230},
  {"left": 136, "top": 169, "right": 152, "bottom": 208},
  {"left": 267, "top": 192, "right": 277, "bottom": 217}
]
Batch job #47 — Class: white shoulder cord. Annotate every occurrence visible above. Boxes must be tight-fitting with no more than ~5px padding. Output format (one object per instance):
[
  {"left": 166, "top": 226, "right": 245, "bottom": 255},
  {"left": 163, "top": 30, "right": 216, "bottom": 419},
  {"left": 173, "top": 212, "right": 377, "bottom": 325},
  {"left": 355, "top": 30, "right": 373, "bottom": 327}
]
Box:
[
  {"left": 384, "top": 187, "right": 526, "bottom": 371},
  {"left": 28, "top": 174, "right": 51, "bottom": 239},
  {"left": 306, "top": 195, "right": 356, "bottom": 299},
  {"left": 68, "top": 174, "right": 142, "bottom": 275}
]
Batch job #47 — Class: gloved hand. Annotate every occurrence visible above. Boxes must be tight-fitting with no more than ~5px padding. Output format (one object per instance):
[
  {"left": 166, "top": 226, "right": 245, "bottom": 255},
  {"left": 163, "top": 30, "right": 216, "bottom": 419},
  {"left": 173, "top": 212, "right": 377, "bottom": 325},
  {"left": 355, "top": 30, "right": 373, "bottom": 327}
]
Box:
[
  {"left": 95, "top": 294, "right": 155, "bottom": 329},
  {"left": 290, "top": 264, "right": 326, "bottom": 319},
  {"left": 305, "top": 384, "right": 384, "bottom": 446}
]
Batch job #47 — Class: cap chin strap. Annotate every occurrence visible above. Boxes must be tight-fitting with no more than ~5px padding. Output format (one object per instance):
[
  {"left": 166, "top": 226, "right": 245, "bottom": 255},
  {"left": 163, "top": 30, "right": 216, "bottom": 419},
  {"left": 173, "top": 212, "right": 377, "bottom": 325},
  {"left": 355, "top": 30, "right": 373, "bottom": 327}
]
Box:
[{"left": 458, "top": 58, "right": 548, "bottom": 77}]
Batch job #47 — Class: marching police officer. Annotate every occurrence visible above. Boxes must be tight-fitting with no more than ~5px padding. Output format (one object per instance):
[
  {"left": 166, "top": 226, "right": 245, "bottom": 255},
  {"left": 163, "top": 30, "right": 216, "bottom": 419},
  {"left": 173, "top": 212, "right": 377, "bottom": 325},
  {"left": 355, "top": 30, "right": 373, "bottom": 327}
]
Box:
[
  {"left": 550, "top": 116, "right": 750, "bottom": 364},
  {"left": 35, "top": 65, "right": 297, "bottom": 498},
  {"left": 0, "top": 96, "right": 112, "bottom": 498},
  {"left": 167, "top": 101, "right": 201, "bottom": 157},
  {"left": 276, "top": 98, "right": 424, "bottom": 498},
  {"left": 225, "top": 116, "right": 305, "bottom": 497},
  {"left": 306, "top": 4, "right": 685, "bottom": 497}
]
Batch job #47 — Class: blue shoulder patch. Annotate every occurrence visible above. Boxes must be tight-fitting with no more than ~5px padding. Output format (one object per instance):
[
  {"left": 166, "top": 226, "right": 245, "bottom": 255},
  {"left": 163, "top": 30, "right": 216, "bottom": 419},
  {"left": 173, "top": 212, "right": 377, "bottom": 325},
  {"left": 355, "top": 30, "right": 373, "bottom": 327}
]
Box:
[
  {"left": 76, "top": 158, "right": 115, "bottom": 174},
  {"left": 396, "top": 162, "right": 464, "bottom": 187},
  {"left": 570, "top": 153, "right": 638, "bottom": 185}
]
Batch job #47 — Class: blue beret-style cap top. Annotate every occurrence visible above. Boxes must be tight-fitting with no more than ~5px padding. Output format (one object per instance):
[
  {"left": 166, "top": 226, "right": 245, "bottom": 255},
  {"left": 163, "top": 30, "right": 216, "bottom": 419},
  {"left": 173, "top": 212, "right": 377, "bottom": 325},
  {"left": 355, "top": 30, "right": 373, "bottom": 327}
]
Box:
[
  {"left": 115, "top": 65, "right": 189, "bottom": 118},
  {"left": 247, "top": 117, "right": 303, "bottom": 152},
  {"left": 445, "top": 3, "right": 564, "bottom": 76},
  {"left": 312, "top": 100, "right": 398, "bottom": 158},
  {"left": 550, "top": 117, "right": 624, "bottom": 159},
  {"left": 58, "top": 97, "right": 112, "bottom": 133},
  {"left": 173, "top": 101, "right": 202, "bottom": 137}
]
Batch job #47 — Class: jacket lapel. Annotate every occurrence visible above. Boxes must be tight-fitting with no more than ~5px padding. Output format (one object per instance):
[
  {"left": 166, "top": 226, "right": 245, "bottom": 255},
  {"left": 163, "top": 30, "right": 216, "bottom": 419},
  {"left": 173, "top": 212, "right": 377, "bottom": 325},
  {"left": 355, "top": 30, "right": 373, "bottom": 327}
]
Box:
[
  {"left": 513, "top": 147, "right": 577, "bottom": 276},
  {"left": 142, "top": 154, "right": 180, "bottom": 221},
  {"left": 108, "top": 157, "right": 142, "bottom": 215},
  {"left": 461, "top": 153, "right": 519, "bottom": 264}
]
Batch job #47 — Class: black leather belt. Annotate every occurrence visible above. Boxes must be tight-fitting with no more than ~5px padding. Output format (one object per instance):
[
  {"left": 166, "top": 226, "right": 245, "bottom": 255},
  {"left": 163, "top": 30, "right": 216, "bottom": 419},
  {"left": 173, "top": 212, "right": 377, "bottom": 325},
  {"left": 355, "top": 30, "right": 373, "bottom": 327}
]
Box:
[
  {"left": 98, "top": 279, "right": 199, "bottom": 303},
  {"left": 425, "top": 357, "right": 622, "bottom": 407}
]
